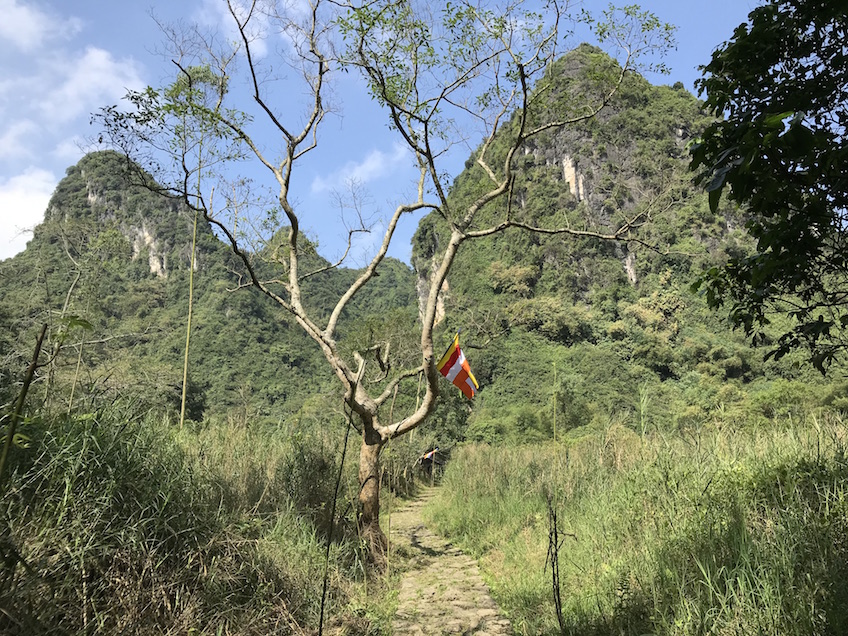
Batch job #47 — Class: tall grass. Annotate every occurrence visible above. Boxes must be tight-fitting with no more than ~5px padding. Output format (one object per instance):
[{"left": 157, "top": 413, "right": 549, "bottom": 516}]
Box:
[
  {"left": 0, "top": 404, "right": 380, "bottom": 635},
  {"left": 428, "top": 416, "right": 848, "bottom": 635}
]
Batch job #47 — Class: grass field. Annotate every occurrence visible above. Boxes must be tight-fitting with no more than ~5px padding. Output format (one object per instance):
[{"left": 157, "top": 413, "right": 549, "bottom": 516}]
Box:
[
  {"left": 5, "top": 398, "right": 847, "bottom": 635},
  {"left": 0, "top": 404, "right": 397, "bottom": 635},
  {"left": 427, "top": 415, "right": 848, "bottom": 635}
]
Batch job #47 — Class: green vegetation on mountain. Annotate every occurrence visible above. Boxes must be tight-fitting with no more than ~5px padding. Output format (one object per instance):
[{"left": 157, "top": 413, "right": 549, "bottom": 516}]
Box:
[
  {"left": 0, "top": 150, "right": 417, "bottom": 423},
  {"left": 413, "top": 44, "right": 833, "bottom": 446}
]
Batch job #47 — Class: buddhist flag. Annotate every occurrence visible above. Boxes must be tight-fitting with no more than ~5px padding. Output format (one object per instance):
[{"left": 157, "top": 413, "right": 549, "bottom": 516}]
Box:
[{"left": 437, "top": 335, "right": 479, "bottom": 399}]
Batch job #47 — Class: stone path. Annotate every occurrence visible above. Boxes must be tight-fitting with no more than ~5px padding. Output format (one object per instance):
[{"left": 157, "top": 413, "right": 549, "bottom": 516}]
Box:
[{"left": 388, "top": 488, "right": 512, "bottom": 636}]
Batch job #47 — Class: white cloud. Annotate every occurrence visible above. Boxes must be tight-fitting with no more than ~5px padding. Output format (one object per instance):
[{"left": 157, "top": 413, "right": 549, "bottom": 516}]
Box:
[
  {"left": 0, "top": 167, "right": 56, "bottom": 260},
  {"left": 0, "top": 120, "right": 38, "bottom": 159},
  {"left": 194, "top": 0, "right": 322, "bottom": 60},
  {"left": 0, "top": 0, "right": 81, "bottom": 52},
  {"left": 347, "top": 218, "right": 387, "bottom": 265},
  {"left": 40, "top": 47, "right": 144, "bottom": 124},
  {"left": 0, "top": 46, "right": 143, "bottom": 165},
  {"left": 53, "top": 135, "right": 87, "bottom": 163},
  {"left": 311, "top": 143, "right": 410, "bottom": 193},
  {"left": 0, "top": 3, "right": 146, "bottom": 261}
]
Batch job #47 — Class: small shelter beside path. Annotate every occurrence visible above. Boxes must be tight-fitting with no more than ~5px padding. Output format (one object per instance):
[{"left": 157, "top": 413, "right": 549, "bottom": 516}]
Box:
[{"left": 417, "top": 446, "right": 447, "bottom": 478}]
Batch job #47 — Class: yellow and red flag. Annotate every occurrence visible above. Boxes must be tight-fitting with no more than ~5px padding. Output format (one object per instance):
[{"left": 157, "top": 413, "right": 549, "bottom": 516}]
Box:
[{"left": 436, "top": 335, "right": 479, "bottom": 399}]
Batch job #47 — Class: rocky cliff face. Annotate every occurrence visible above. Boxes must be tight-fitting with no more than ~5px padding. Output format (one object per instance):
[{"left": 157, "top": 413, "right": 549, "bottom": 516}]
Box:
[
  {"left": 411, "top": 45, "right": 713, "bottom": 303},
  {"left": 39, "top": 151, "right": 207, "bottom": 278}
]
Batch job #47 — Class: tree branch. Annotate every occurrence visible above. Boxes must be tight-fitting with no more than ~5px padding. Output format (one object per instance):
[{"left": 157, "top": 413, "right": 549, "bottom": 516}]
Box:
[{"left": 374, "top": 365, "right": 425, "bottom": 406}]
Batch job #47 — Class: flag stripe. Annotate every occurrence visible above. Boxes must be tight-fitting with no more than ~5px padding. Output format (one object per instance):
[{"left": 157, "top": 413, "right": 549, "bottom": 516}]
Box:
[
  {"left": 437, "top": 344, "right": 460, "bottom": 374},
  {"left": 453, "top": 367, "right": 470, "bottom": 388},
  {"left": 464, "top": 359, "right": 479, "bottom": 389},
  {"left": 460, "top": 372, "right": 476, "bottom": 399},
  {"left": 436, "top": 335, "right": 479, "bottom": 399},
  {"left": 444, "top": 352, "right": 466, "bottom": 382}
]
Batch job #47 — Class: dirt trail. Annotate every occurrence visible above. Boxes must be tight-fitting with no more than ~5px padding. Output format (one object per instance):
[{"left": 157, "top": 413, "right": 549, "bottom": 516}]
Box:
[{"left": 388, "top": 488, "right": 512, "bottom": 636}]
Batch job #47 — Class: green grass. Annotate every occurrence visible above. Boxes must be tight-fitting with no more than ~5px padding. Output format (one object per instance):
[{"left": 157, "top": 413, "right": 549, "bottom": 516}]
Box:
[
  {"left": 427, "top": 416, "right": 848, "bottom": 635},
  {"left": 0, "top": 404, "right": 385, "bottom": 635}
]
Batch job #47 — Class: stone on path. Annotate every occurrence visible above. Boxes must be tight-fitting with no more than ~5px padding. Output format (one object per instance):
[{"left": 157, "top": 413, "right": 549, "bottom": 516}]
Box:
[{"left": 388, "top": 488, "right": 512, "bottom": 636}]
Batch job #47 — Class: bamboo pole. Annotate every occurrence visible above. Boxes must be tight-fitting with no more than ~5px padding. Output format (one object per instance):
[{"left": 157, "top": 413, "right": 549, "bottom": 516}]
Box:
[{"left": 179, "top": 207, "right": 199, "bottom": 428}]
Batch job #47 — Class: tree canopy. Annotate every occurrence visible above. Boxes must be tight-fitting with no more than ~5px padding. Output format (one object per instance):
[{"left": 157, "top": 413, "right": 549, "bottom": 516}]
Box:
[{"left": 690, "top": 0, "right": 848, "bottom": 371}]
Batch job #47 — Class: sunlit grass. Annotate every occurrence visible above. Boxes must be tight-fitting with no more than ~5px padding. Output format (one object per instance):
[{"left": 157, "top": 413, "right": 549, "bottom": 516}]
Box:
[
  {"left": 428, "top": 415, "right": 848, "bottom": 635},
  {"left": 0, "top": 405, "right": 386, "bottom": 635}
]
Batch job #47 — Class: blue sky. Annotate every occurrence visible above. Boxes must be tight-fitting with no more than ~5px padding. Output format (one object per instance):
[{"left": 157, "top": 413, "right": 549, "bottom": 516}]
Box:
[{"left": 0, "top": 0, "right": 760, "bottom": 262}]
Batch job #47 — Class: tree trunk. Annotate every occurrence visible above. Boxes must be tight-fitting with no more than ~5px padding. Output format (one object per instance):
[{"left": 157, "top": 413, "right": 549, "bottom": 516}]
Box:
[{"left": 358, "top": 432, "right": 387, "bottom": 567}]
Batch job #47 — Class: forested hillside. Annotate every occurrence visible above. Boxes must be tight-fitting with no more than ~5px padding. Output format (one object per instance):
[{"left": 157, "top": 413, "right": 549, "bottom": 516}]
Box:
[
  {"left": 414, "top": 45, "right": 842, "bottom": 444},
  {"left": 0, "top": 151, "right": 417, "bottom": 422},
  {"left": 2, "top": 46, "right": 844, "bottom": 442}
]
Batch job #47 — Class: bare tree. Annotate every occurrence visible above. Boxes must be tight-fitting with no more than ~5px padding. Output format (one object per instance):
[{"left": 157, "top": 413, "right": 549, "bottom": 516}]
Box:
[{"left": 97, "top": 0, "right": 673, "bottom": 563}]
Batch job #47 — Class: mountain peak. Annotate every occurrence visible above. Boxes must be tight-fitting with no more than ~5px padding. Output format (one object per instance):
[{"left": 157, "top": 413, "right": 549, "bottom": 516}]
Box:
[{"left": 33, "top": 151, "right": 211, "bottom": 279}]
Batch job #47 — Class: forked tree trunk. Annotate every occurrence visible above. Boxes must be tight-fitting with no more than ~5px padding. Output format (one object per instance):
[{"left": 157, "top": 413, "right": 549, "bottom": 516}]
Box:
[{"left": 358, "top": 432, "right": 387, "bottom": 566}]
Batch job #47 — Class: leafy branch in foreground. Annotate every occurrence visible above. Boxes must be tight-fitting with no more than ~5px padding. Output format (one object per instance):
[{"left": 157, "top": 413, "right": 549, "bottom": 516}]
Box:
[{"left": 690, "top": 0, "right": 848, "bottom": 372}]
